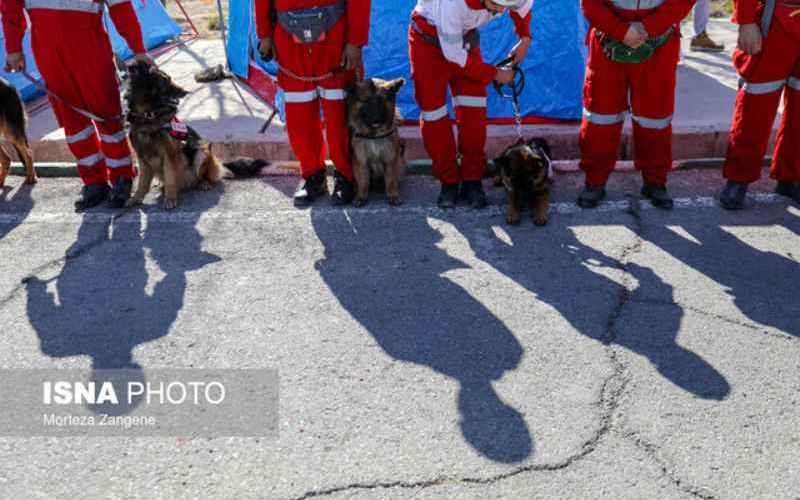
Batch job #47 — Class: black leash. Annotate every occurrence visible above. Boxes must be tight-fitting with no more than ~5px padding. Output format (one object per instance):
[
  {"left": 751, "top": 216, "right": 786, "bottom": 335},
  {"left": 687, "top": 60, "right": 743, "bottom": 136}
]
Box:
[{"left": 492, "top": 56, "right": 525, "bottom": 141}]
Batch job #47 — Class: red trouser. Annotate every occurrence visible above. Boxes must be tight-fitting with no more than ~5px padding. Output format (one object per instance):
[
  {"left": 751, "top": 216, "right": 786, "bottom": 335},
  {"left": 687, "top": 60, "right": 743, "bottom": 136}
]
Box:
[
  {"left": 275, "top": 19, "right": 355, "bottom": 181},
  {"left": 30, "top": 19, "right": 135, "bottom": 186},
  {"left": 724, "top": 6, "right": 800, "bottom": 183},
  {"left": 579, "top": 31, "right": 680, "bottom": 187},
  {"left": 408, "top": 27, "right": 488, "bottom": 184}
]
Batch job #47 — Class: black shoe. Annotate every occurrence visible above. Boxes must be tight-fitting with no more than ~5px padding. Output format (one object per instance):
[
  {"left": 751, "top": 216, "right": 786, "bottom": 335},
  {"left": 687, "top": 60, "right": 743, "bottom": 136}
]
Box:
[
  {"left": 74, "top": 183, "right": 111, "bottom": 212},
  {"left": 293, "top": 170, "right": 328, "bottom": 207},
  {"left": 641, "top": 183, "right": 674, "bottom": 210},
  {"left": 108, "top": 176, "right": 133, "bottom": 209},
  {"left": 460, "top": 180, "right": 487, "bottom": 209},
  {"left": 577, "top": 185, "right": 606, "bottom": 209},
  {"left": 719, "top": 181, "right": 748, "bottom": 210},
  {"left": 437, "top": 183, "right": 459, "bottom": 209},
  {"left": 330, "top": 172, "right": 355, "bottom": 206},
  {"left": 775, "top": 181, "right": 800, "bottom": 203}
]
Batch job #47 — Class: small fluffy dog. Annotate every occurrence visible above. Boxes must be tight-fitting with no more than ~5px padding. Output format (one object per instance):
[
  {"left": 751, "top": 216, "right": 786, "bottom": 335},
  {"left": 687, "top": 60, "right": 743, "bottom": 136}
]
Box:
[
  {"left": 493, "top": 138, "right": 552, "bottom": 226},
  {"left": 0, "top": 78, "right": 36, "bottom": 187},
  {"left": 124, "top": 62, "right": 222, "bottom": 209},
  {"left": 346, "top": 78, "right": 406, "bottom": 207}
]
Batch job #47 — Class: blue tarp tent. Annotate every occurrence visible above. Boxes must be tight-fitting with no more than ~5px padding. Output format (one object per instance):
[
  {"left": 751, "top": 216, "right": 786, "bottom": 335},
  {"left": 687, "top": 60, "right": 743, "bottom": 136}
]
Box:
[
  {"left": 226, "top": 0, "right": 588, "bottom": 122},
  {"left": 0, "top": 0, "right": 182, "bottom": 102}
]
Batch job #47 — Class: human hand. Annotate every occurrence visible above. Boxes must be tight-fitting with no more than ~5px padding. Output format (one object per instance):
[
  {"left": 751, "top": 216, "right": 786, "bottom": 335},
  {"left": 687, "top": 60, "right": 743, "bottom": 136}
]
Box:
[
  {"left": 623, "top": 24, "right": 647, "bottom": 49},
  {"left": 494, "top": 68, "right": 515, "bottom": 85},
  {"left": 509, "top": 36, "right": 532, "bottom": 65},
  {"left": 258, "top": 38, "right": 274, "bottom": 61},
  {"left": 738, "top": 23, "right": 762, "bottom": 55},
  {"left": 4, "top": 52, "right": 25, "bottom": 73},
  {"left": 342, "top": 43, "right": 363, "bottom": 72}
]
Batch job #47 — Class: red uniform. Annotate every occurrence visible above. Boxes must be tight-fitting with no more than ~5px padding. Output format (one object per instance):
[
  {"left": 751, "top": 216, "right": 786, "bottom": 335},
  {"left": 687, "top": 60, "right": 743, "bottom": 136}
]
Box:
[
  {"left": 409, "top": 0, "right": 532, "bottom": 185},
  {"left": 1, "top": 0, "right": 144, "bottom": 186},
  {"left": 723, "top": 0, "right": 800, "bottom": 184},
  {"left": 580, "top": 0, "right": 694, "bottom": 187},
  {"left": 255, "top": 0, "right": 370, "bottom": 181}
]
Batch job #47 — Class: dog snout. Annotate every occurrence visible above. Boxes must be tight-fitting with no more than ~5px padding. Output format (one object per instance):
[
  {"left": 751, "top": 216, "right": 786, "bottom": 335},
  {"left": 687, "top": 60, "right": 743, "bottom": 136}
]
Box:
[{"left": 359, "top": 98, "right": 389, "bottom": 128}]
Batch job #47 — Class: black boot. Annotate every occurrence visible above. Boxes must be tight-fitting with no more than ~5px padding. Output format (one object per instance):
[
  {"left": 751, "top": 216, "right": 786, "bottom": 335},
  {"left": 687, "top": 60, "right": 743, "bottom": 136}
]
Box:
[
  {"left": 74, "top": 183, "right": 111, "bottom": 212},
  {"left": 641, "top": 184, "right": 674, "bottom": 210},
  {"left": 437, "top": 183, "right": 459, "bottom": 209},
  {"left": 293, "top": 170, "right": 328, "bottom": 207},
  {"left": 719, "top": 181, "right": 748, "bottom": 210},
  {"left": 775, "top": 181, "right": 800, "bottom": 203},
  {"left": 577, "top": 185, "right": 606, "bottom": 209},
  {"left": 108, "top": 176, "right": 133, "bottom": 209},
  {"left": 330, "top": 172, "right": 355, "bottom": 206},
  {"left": 460, "top": 180, "right": 487, "bottom": 209}
]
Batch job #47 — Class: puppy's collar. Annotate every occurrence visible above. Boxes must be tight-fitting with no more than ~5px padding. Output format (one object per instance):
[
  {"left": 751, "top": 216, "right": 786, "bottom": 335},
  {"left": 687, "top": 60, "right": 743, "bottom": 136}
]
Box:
[{"left": 354, "top": 128, "right": 396, "bottom": 140}]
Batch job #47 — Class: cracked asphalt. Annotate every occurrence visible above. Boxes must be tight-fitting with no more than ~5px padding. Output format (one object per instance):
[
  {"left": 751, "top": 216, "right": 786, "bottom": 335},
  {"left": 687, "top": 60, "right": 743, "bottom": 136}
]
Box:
[{"left": 0, "top": 168, "right": 798, "bottom": 499}]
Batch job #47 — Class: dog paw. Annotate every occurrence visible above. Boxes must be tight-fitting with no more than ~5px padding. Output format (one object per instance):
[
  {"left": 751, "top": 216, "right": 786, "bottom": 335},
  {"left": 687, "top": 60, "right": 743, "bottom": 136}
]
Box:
[
  {"left": 388, "top": 196, "right": 403, "bottom": 206},
  {"left": 354, "top": 197, "right": 368, "bottom": 208},
  {"left": 163, "top": 198, "right": 178, "bottom": 210},
  {"left": 533, "top": 217, "right": 549, "bottom": 227},
  {"left": 125, "top": 198, "right": 143, "bottom": 208}
]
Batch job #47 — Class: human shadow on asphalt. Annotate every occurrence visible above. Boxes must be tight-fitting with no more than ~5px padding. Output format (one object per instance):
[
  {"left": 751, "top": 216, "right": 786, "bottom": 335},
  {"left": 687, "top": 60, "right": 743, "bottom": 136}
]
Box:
[
  {"left": 452, "top": 217, "right": 730, "bottom": 401},
  {"left": 642, "top": 211, "right": 800, "bottom": 338},
  {"left": 311, "top": 210, "right": 533, "bottom": 463},
  {"left": 25, "top": 188, "right": 223, "bottom": 415},
  {"left": 0, "top": 183, "right": 34, "bottom": 242}
]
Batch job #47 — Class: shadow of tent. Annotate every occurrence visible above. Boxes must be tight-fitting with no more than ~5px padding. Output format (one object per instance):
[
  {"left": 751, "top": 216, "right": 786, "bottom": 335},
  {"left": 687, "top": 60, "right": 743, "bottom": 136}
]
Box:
[
  {"left": 25, "top": 187, "right": 224, "bottom": 415},
  {"left": 311, "top": 209, "right": 533, "bottom": 463}
]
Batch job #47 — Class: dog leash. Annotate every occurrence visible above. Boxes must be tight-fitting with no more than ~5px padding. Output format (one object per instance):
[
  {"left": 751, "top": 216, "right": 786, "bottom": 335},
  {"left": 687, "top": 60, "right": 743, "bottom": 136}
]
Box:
[
  {"left": 492, "top": 56, "right": 526, "bottom": 142},
  {"left": 21, "top": 70, "right": 122, "bottom": 124}
]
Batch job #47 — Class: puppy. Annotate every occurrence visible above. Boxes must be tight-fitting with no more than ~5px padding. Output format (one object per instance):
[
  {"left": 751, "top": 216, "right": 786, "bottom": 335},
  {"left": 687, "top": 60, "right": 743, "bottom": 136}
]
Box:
[
  {"left": 124, "top": 62, "right": 222, "bottom": 210},
  {"left": 493, "top": 138, "right": 552, "bottom": 226},
  {"left": 346, "top": 78, "right": 406, "bottom": 207},
  {"left": 0, "top": 78, "right": 36, "bottom": 187}
]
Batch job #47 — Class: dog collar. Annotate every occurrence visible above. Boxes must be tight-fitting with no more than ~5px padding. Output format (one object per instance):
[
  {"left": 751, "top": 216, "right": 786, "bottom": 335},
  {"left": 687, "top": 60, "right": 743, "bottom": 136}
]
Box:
[{"left": 354, "top": 129, "right": 396, "bottom": 140}]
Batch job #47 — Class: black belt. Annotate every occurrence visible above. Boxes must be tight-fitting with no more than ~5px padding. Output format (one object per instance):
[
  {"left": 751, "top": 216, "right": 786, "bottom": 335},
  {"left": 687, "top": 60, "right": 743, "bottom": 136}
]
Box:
[
  {"left": 276, "top": 2, "right": 346, "bottom": 44},
  {"left": 411, "top": 19, "right": 480, "bottom": 51}
]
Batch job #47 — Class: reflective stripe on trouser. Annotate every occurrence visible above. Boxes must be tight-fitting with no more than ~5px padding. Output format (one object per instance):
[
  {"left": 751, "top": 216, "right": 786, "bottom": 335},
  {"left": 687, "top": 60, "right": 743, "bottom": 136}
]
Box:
[
  {"left": 409, "top": 30, "right": 488, "bottom": 184},
  {"left": 724, "top": 8, "right": 800, "bottom": 183},
  {"left": 30, "top": 21, "right": 130, "bottom": 185},
  {"left": 580, "top": 31, "right": 680, "bottom": 186},
  {"left": 97, "top": 119, "right": 135, "bottom": 179}
]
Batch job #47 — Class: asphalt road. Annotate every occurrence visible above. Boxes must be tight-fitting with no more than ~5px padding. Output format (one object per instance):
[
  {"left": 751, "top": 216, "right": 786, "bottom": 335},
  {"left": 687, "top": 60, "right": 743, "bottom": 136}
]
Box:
[{"left": 0, "top": 169, "right": 798, "bottom": 499}]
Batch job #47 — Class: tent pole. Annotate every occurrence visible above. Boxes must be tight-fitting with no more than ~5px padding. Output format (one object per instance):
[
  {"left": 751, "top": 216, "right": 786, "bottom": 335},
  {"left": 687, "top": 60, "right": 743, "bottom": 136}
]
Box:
[{"left": 216, "top": 0, "right": 230, "bottom": 71}]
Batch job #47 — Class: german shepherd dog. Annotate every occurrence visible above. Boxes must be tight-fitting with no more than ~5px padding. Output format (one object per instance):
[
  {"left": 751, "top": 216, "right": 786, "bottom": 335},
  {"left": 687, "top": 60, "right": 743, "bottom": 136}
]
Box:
[
  {"left": 493, "top": 138, "right": 552, "bottom": 226},
  {"left": 124, "top": 62, "right": 222, "bottom": 210},
  {"left": 346, "top": 78, "right": 406, "bottom": 207},
  {"left": 0, "top": 78, "right": 36, "bottom": 187}
]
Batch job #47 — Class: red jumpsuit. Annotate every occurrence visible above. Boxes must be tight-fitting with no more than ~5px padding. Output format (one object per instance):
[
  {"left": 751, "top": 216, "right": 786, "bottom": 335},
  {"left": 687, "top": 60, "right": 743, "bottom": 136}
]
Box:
[
  {"left": 723, "top": 0, "right": 800, "bottom": 184},
  {"left": 580, "top": 0, "right": 694, "bottom": 187},
  {"left": 409, "top": 0, "right": 532, "bottom": 185},
  {"left": 255, "top": 0, "right": 370, "bottom": 181},
  {"left": 1, "top": 0, "right": 144, "bottom": 186}
]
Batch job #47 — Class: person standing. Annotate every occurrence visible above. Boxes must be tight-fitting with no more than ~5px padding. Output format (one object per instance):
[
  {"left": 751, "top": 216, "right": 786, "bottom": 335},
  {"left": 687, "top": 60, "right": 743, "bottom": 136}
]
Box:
[
  {"left": 409, "top": 0, "right": 533, "bottom": 209},
  {"left": 690, "top": 0, "right": 725, "bottom": 52},
  {"left": 578, "top": 0, "right": 695, "bottom": 210},
  {"left": 255, "top": 0, "right": 371, "bottom": 207},
  {"left": 1, "top": 0, "right": 149, "bottom": 210},
  {"left": 718, "top": 0, "right": 800, "bottom": 209}
]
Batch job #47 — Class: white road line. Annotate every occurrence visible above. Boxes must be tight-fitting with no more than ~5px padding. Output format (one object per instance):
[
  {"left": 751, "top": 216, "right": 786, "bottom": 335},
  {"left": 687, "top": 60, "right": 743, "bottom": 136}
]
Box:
[{"left": 0, "top": 194, "right": 791, "bottom": 225}]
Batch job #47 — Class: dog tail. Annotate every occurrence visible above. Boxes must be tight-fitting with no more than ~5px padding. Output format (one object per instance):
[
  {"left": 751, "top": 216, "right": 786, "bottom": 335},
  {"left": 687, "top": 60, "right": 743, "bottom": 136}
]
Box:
[
  {"left": 222, "top": 156, "right": 270, "bottom": 179},
  {"left": 0, "top": 80, "right": 29, "bottom": 144}
]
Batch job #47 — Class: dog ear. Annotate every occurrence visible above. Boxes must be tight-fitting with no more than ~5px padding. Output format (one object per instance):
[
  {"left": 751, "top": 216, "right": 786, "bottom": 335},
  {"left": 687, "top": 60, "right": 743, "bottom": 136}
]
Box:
[
  {"left": 384, "top": 78, "right": 405, "bottom": 97},
  {"left": 529, "top": 138, "right": 552, "bottom": 160}
]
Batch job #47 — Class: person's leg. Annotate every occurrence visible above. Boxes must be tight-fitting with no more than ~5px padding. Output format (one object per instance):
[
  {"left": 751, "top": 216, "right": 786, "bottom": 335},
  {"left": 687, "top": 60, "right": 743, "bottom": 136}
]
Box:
[
  {"left": 769, "top": 59, "right": 800, "bottom": 190},
  {"left": 579, "top": 34, "right": 628, "bottom": 201},
  {"left": 694, "top": 0, "right": 710, "bottom": 36},
  {"left": 450, "top": 75, "right": 489, "bottom": 208}
]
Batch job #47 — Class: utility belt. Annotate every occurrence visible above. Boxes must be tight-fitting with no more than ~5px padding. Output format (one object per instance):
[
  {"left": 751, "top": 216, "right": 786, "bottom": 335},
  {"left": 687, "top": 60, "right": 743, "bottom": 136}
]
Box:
[
  {"left": 411, "top": 16, "right": 481, "bottom": 51},
  {"left": 276, "top": 2, "right": 346, "bottom": 44},
  {"left": 596, "top": 27, "right": 674, "bottom": 64}
]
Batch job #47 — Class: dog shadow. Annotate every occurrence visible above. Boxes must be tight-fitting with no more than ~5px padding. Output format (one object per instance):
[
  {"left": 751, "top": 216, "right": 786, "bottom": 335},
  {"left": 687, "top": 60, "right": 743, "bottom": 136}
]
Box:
[
  {"left": 642, "top": 210, "right": 800, "bottom": 338},
  {"left": 25, "top": 187, "right": 223, "bottom": 415},
  {"left": 311, "top": 209, "right": 533, "bottom": 463},
  {"left": 0, "top": 183, "right": 34, "bottom": 242},
  {"left": 450, "top": 217, "right": 731, "bottom": 401}
]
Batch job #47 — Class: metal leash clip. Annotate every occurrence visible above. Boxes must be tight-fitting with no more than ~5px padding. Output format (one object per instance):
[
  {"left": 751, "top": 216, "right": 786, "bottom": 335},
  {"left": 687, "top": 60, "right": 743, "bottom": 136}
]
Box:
[{"left": 492, "top": 56, "right": 526, "bottom": 142}]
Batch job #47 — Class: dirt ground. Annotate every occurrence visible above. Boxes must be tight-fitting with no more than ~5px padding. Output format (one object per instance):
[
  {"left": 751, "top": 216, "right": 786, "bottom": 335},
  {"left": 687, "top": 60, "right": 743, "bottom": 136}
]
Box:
[{"left": 164, "top": 0, "right": 735, "bottom": 41}]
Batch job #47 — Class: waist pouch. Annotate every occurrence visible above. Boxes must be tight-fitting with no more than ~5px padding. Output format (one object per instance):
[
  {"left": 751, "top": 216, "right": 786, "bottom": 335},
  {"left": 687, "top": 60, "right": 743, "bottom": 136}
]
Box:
[
  {"left": 276, "top": 2, "right": 346, "bottom": 44},
  {"left": 597, "top": 28, "right": 674, "bottom": 64},
  {"left": 411, "top": 19, "right": 481, "bottom": 51}
]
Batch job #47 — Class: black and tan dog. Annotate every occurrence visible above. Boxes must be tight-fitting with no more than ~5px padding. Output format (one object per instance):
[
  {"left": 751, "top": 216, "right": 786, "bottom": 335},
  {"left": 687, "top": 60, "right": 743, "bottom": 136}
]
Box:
[
  {"left": 346, "top": 78, "right": 406, "bottom": 207},
  {"left": 493, "top": 138, "right": 552, "bottom": 226},
  {"left": 124, "top": 62, "right": 222, "bottom": 210},
  {"left": 0, "top": 78, "right": 36, "bottom": 187}
]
